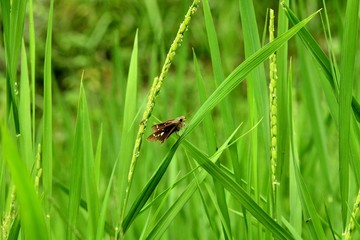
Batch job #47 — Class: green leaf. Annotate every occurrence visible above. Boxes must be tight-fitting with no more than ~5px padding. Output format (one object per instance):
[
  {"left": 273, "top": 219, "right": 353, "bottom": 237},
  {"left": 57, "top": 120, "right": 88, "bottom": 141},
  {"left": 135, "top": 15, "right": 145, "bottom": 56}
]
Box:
[
  {"left": 119, "top": 30, "right": 139, "bottom": 221},
  {"left": 238, "top": 1, "right": 270, "bottom": 229},
  {"left": 281, "top": 3, "right": 360, "bottom": 123},
  {"left": 183, "top": 137, "right": 293, "bottom": 240},
  {"left": 67, "top": 76, "right": 87, "bottom": 240},
  {"left": 42, "top": 0, "right": 55, "bottom": 222},
  {"left": 180, "top": 9, "right": 321, "bottom": 141},
  {"left": 338, "top": 0, "right": 359, "bottom": 227},
  {"left": 195, "top": 1, "right": 234, "bottom": 231},
  {"left": 96, "top": 159, "right": 118, "bottom": 240},
  {"left": 19, "top": 41, "right": 34, "bottom": 171},
  {"left": 1, "top": 125, "right": 48, "bottom": 240},
  {"left": 287, "top": 62, "right": 302, "bottom": 236},
  {"left": 276, "top": 0, "right": 291, "bottom": 187},
  {"left": 288, "top": 66, "right": 326, "bottom": 239},
  {"left": 122, "top": 141, "right": 181, "bottom": 233},
  {"left": 1, "top": 0, "right": 27, "bottom": 134},
  {"left": 145, "top": 124, "right": 241, "bottom": 239},
  {"left": 80, "top": 82, "right": 99, "bottom": 239}
]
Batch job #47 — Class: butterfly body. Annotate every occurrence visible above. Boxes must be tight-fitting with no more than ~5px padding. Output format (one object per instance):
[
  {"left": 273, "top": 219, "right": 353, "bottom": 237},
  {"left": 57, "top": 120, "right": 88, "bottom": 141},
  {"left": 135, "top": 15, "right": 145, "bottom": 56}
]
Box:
[{"left": 147, "top": 116, "right": 186, "bottom": 143}]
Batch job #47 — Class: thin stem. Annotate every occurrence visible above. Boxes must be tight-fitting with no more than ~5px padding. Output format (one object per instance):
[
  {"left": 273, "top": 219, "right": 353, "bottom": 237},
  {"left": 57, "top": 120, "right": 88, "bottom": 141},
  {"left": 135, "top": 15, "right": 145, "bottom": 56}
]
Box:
[{"left": 119, "top": 0, "right": 201, "bottom": 234}]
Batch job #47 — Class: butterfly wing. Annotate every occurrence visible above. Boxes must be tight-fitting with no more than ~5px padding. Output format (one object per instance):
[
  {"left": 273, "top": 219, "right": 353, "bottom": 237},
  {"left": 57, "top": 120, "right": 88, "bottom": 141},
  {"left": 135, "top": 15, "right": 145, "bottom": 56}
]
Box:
[
  {"left": 151, "top": 122, "right": 167, "bottom": 131},
  {"left": 147, "top": 116, "right": 185, "bottom": 143},
  {"left": 159, "top": 125, "right": 177, "bottom": 143},
  {"left": 151, "top": 118, "right": 176, "bottom": 131},
  {"left": 147, "top": 124, "right": 177, "bottom": 143}
]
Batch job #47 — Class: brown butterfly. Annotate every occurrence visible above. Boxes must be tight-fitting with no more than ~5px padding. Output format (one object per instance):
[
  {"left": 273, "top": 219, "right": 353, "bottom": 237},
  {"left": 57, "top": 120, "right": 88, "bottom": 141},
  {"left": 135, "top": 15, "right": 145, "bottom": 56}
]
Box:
[{"left": 147, "top": 116, "right": 186, "bottom": 143}]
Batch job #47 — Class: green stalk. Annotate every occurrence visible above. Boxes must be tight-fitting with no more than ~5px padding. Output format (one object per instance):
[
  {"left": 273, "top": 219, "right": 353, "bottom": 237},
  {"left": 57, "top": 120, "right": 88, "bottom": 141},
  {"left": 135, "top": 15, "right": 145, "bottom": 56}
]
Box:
[
  {"left": 268, "top": 9, "right": 279, "bottom": 220},
  {"left": 120, "top": 0, "right": 201, "bottom": 233}
]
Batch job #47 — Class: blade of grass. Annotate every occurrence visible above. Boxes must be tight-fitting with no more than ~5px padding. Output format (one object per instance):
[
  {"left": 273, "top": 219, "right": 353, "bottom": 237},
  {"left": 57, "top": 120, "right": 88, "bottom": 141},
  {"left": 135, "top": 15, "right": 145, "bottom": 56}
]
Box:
[
  {"left": 238, "top": 2, "right": 271, "bottom": 238},
  {"left": 28, "top": 0, "right": 36, "bottom": 146},
  {"left": 119, "top": 30, "right": 138, "bottom": 223},
  {"left": 19, "top": 41, "right": 34, "bottom": 171},
  {"left": 94, "top": 125, "right": 103, "bottom": 188},
  {"left": 338, "top": 0, "right": 359, "bottom": 228},
  {"left": 281, "top": 3, "right": 335, "bottom": 88},
  {"left": 96, "top": 159, "right": 118, "bottom": 240},
  {"left": 1, "top": 0, "right": 26, "bottom": 134},
  {"left": 193, "top": 52, "right": 220, "bottom": 233},
  {"left": 144, "top": 173, "right": 183, "bottom": 239},
  {"left": 287, "top": 61, "right": 302, "bottom": 236},
  {"left": 199, "top": 2, "right": 233, "bottom": 236},
  {"left": 194, "top": 176, "right": 220, "bottom": 237},
  {"left": 276, "top": 0, "right": 290, "bottom": 190},
  {"left": 122, "top": 140, "right": 181, "bottom": 233},
  {"left": 144, "top": 124, "right": 242, "bottom": 239},
  {"left": 67, "top": 75, "right": 86, "bottom": 240},
  {"left": 195, "top": 4, "right": 235, "bottom": 231},
  {"left": 138, "top": 167, "right": 200, "bottom": 214},
  {"left": 42, "top": 0, "right": 54, "bottom": 226},
  {"left": 192, "top": 54, "right": 221, "bottom": 233},
  {"left": 350, "top": 122, "right": 360, "bottom": 187},
  {"left": 183, "top": 137, "right": 294, "bottom": 240},
  {"left": 324, "top": 205, "right": 337, "bottom": 240},
  {"left": 8, "top": 214, "right": 21, "bottom": 239},
  {"left": 297, "top": 42, "right": 332, "bottom": 191},
  {"left": 288, "top": 67, "right": 326, "bottom": 240},
  {"left": 202, "top": 182, "right": 232, "bottom": 238},
  {"left": 1, "top": 125, "right": 48, "bottom": 239},
  {"left": 0, "top": 159, "right": 5, "bottom": 220},
  {"left": 238, "top": 0, "right": 270, "bottom": 205},
  {"left": 80, "top": 82, "right": 99, "bottom": 240},
  {"left": 53, "top": 177, "right": 116, "bottom": 237},
  {"left": 180, "top": 9, "right": 321, "bottom": 141},
  {"left": 193, "top": 51, "right": 217, "bottom": 154},
  {"left": 202, "top": 0, "right": 234, "bottom": 131},
  {"left": 281, "top": 3, "right": 360, "bottom": 123},
  {"left": 320, "top": 0, "right": 341, "bottom": 127},
  {"left": 281, "top": 217, "right": 302, "bottom": 240}
]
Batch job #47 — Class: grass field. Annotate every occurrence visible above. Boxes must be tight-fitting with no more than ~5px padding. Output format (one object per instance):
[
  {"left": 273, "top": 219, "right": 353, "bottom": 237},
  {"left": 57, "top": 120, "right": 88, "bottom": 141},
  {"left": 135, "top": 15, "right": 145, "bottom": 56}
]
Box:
[{"left": 1, "top": 0, "right": 360, "bottom": 239}]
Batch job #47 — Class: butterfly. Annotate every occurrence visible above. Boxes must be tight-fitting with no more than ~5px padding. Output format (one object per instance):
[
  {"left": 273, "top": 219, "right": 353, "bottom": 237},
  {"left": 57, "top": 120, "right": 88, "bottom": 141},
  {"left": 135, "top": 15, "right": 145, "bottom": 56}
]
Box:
[{"left": 147, "top": 116, "right": 186, "bottom": 143}]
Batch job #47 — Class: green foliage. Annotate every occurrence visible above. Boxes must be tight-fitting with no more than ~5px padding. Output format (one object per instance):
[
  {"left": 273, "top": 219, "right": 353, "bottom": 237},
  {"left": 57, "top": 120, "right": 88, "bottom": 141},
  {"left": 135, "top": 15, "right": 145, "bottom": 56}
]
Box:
[{"left": 0, "top": 0, "right": 359, "bottom": 239}]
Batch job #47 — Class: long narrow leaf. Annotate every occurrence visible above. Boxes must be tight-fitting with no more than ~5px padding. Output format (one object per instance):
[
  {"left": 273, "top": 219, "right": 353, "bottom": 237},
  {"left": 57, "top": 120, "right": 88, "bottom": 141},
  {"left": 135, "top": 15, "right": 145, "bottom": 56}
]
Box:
[
  {"left": 287, "top": 62, "right": 302, "bottom": 236},
  {"left": 1, "top": 0, "right": 27, "bottom": 134},
  {"left": 67, "top": 77, "right": 86, "bottom": 240},
  {"left": 195, "top": 2, "right": 233, "bottom": 232},
  {"left": 42, "top": 0, "right": 55, "bottom": 224},
  {"left": 145, "top": 124, "right": 242, "bottom": 239},
  {"left": 122, "top": 141, "right": 181, "bottom": 232},
  {"left": 276, "top": 0, "right": 290, "bottom": 186},
  {"left": 281, "top": 3, "right": 360, "bottom": 123},
  {"left": 183, "top": 138, "right": 293, "bottom": 240},
  {"left": 180, "top": 9, "right": 320, "bottom": 140},
  {"left": 119, "top": 30, "right": 138, "bottom": 221},
  {"left": 19, "top": 41, "right": 34, "bottom": 171},
  {"left": 96, "top": 159, "right": 118, "bottom": 240},
  {"left": 288, "top": 63, "right": 326, "bottom": 239},
  {"left": 80, "top": 82, "right": 99, "bottom": 239},
  {"left": 338, "top": 0, "right": 359, "bottom": 227},
  {"left": 238, "top": 4, "right": 270, "bottom": 237},
  {"left": 1, "top": 125, "right": 48, "bottom": 240}
]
